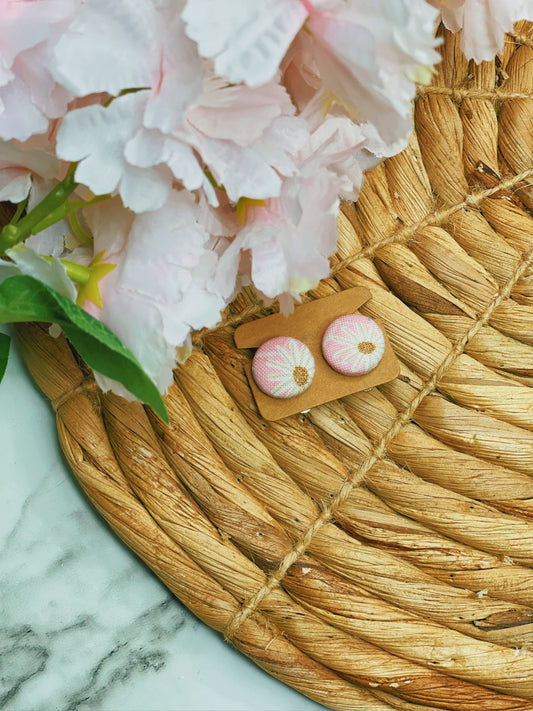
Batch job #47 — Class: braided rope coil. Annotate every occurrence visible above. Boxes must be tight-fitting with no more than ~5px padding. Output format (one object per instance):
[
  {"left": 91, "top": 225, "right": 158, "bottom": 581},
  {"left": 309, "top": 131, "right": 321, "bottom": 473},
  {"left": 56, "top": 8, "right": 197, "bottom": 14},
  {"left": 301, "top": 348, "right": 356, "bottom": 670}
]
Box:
[{"left": 15, "top": 22, "right": 533, "bottom": 711}]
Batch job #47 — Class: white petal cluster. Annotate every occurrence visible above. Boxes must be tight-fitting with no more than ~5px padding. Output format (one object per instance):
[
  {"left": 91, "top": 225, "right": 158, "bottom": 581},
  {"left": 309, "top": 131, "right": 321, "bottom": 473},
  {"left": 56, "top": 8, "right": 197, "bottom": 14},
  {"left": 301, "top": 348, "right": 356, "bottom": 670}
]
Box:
[
  {"left": 429, "top": 0, "right": 533, "bottom": 62},
  {"left": 0, "top": 0, "right": 524, "bottom": 393}
]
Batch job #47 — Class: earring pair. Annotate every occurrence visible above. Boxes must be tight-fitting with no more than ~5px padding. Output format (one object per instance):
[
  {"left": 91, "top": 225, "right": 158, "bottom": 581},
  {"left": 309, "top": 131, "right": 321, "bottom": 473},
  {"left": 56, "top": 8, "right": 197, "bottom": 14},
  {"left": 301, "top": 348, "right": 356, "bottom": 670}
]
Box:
[{"left": 252, "top": 314, "right": 385, "bottom": 400}]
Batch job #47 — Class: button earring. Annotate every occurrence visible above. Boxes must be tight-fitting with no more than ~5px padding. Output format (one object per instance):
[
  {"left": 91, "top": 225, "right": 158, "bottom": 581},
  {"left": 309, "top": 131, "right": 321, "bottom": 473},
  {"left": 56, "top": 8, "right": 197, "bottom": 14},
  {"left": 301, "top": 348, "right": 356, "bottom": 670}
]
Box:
[
  {"left": 322, "top": 314, "right": 385, "bottom": 376},
  {"left": 252, "top": 336, "right": 315, "bottom": 399}
]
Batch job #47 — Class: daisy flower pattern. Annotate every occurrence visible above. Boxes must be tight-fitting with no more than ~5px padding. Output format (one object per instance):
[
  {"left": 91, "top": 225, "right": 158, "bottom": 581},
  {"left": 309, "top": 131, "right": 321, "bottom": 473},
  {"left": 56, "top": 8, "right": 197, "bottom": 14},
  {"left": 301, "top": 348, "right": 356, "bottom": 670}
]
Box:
[
  {"left": 252, "top": 336, "right": 315, "bottom": 398},
  {"left": 322, "top": 314, "right": 385, "bottom": 376}
]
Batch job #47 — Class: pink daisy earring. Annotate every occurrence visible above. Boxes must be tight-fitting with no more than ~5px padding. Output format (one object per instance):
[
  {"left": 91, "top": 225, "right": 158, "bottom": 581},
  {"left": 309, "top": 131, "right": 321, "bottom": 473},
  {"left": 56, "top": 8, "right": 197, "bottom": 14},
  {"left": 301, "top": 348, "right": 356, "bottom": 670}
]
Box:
[
  {"left": 322, "top": 314, "right": 385, "bottom": 376},
  {"left": 252, "top": 336, "right": 315, "bottom": 399}
]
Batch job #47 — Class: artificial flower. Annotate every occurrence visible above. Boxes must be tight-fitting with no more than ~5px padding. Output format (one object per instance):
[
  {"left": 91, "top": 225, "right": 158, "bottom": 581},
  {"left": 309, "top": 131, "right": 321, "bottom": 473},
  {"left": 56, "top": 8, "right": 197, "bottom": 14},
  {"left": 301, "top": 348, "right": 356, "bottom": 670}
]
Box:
[
  {"left": 294, "top": 0, "right": 440, "bottom": 145},
  {"left": 215, "top": 117, "right": 366, "bottom": 310},
  {"left": 52, "top": 0, "right": 203, "bottom": 134},
  {"left": 429, "top": 0, "right": 533, "bottom": 62},
  {"left": 84, "top": 191, "right": 225, "bottom": 394},
  {"left": 0, "top": 243, "right": 77, "bottom": 300},
  {"left": 182, "top": 0, "right": 308, "bottom": 87},
  {"left": 0, "top": 0, "right": 77, "bottom": 141},
  {"left": 1, "top": 0, "right": 527, "bottom": 404},
  {"left": 56, "top": 92, "right": 174, "bottom": 213},
  {"left": 177, "top": 75, "right": 309, "bottom": 202},
  {"left": 186, "top": 0, "right": 440, "bottom": 147},
  {"left": 0, "top": 136, "right": 60, "bottom": 203},
  {"left": 57, "top": 73, "right": 309, "bottom": 211}
]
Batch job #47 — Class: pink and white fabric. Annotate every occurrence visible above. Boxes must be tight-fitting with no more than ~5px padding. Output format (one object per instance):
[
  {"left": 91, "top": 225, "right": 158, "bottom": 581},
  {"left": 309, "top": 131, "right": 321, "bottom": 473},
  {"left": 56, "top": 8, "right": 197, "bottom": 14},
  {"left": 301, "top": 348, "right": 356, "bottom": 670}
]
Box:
[
  {"left": 322, "top": 314, "right": 385, "bottom": 376},
  {"left": 252, "top": 336, "right": 315, "bottom": 398}
]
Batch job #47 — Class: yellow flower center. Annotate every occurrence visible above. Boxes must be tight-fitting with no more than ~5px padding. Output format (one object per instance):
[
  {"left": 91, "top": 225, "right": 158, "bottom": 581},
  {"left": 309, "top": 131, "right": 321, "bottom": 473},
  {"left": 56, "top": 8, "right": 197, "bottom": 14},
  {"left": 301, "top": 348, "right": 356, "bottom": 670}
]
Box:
[
  {"left": 293, "top": 366, "right": 309, "bottom": 387},
  {"left": 358, "top": 341, "right": 376, "bottom": 354}
]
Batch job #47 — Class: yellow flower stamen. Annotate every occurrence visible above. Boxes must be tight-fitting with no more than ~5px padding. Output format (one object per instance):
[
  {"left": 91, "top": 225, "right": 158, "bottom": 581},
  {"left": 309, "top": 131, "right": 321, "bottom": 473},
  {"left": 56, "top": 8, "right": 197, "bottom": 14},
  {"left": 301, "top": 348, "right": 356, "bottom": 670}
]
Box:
[
  {"left": 236, "top": 197, "right": 267, "bottom": 225},
  {"left": 320, "top": 89, "right": 358, "bottom": 122},
  {"left": 75, "top": 251, "right": 116, "bottom": 309}
]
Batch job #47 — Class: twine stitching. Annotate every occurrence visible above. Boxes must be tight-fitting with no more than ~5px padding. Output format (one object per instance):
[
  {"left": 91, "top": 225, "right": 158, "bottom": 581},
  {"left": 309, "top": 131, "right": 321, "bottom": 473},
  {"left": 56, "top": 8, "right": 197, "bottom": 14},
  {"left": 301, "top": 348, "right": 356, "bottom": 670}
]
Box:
[
  {"left": 196, "top": 167, "right": 533, "bottom": 346},
  {"left": 330, "top": 169, "right": 533, "bottom": 275},
  {"left": 418, "top": 86, "right": 533, "bottom": 102},
  {"left": 223, "top": 235, "right": 533, "bottom": 643},
  {"left": 52, "top": 380, "right": 99, "bottom": 412}
]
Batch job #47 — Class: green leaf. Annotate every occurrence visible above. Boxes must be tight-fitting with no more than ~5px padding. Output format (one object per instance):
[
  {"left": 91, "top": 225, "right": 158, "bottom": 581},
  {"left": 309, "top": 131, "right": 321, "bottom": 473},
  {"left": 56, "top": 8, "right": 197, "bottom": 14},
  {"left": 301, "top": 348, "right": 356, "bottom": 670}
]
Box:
[
  {"left": 0, "top": 275, "right": 168, "bottom": 422},
  {"left": 0, "top": 332, "right": 10, "bottom": 385}
]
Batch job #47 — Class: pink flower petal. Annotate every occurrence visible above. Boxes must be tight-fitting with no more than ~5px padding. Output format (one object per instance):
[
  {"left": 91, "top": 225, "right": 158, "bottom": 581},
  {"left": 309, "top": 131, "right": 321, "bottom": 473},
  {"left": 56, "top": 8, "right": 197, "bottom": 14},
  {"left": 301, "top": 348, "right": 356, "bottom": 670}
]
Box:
[
  {"left": 52, "top": 0, "right": 158, "bottom": 96},
  {"left": 430, "top": 0, "right": 533, "bottom": 63},
  {"left": 183, "top": 0, "right": 307, "bottom": 86}
]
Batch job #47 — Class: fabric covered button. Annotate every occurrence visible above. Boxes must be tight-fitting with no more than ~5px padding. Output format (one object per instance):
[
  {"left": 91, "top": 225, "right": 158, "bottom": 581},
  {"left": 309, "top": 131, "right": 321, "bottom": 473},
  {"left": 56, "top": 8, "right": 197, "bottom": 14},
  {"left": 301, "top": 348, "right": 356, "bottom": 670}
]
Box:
[
  {"left": 322, "top": 314, "right": 385, "bottom": 376},
  {"left": 252, "top": 337, "right": 315, "bottom": 399}
]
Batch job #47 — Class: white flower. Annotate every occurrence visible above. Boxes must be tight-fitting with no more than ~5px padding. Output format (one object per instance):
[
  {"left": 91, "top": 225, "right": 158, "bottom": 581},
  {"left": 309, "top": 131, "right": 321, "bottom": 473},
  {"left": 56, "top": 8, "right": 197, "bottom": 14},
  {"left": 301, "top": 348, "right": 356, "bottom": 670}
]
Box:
[
  {"left": 215, "top": 118, "right": 366, "bottom": 309},
  {"left": 56, "top": 92, "right": 173, "bottom": 212},
  {"left": 58, "top": 72, "right": 309, "bottom": 211},
  {"left": 0, "top": 128, "right": 69, "bottom": 229},
  {"left": 298, "top": 0, "right": 440, "bottom": 145},
  {"left": 298, "top": 115, "right": 366, "bottom": 200},
  {"left": 52, "top": 0, "right": 203, "bottom": 134},
  {"left": 85, "top": 191, "right": 225, "bottom": 394},
  {"left": 0, "top": 244, "right": 77, "bottom": 300},
  {"left": 182, "top": 0, "right": 307, "bottom": 87},
  {"left": 429, "top": 0, "right": 533, "bottom": 63},
  {"left": 184, "top": 0, "right": 440, "bottom": 148},
  {"left": 0, "top": 135, "right": 59, "bottom": 202},
  {"left": 177, "top": 76, "right": 309, "bottom": 202},
  {"left": 0, "top": 0, "right": 77, "bottom": 141}
]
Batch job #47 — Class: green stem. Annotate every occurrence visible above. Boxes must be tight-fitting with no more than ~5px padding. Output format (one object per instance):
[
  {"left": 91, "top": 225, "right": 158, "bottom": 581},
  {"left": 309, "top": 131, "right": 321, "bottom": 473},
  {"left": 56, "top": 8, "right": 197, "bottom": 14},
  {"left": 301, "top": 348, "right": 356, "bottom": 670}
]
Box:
[
  {"left": 0, "top": 167, "right": 78, "bottom": 254},
  {"left": 43, "top": 256, "right": 90, "bottom": 285},
  {"left": 11, "top": 196, "right": 29, "bottom": 225},
  {"left": 103, "top": 86, "right": 150, "bottom": 107},
  {"left": 68, "top": 211, "right": 93, "bottom": 246},
  {"left": 32, "top": 194, "right": 110, "bottom": 234}
]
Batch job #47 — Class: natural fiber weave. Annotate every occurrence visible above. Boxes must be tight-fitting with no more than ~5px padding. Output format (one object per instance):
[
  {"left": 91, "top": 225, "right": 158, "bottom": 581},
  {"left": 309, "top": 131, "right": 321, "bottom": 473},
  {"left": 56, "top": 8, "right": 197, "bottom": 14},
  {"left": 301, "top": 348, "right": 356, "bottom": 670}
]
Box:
[{"left": 13, "top": 23, "right": 533, "bottom": 710}]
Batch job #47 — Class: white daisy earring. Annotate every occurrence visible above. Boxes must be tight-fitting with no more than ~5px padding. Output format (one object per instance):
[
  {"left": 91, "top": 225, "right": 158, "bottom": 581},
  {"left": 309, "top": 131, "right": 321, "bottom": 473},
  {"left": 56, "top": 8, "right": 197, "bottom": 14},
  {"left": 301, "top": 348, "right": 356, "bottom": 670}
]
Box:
[
  {"left": 252, "top": 336, "right": 315, "bottom": 399},
  {"left": 322, "top": 314, "right": 385, "bottom": 376}
]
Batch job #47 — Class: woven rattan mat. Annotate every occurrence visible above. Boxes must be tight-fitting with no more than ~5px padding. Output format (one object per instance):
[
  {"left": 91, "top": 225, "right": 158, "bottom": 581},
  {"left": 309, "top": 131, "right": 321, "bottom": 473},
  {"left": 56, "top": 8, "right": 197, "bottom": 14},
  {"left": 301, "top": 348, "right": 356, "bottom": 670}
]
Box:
[{"left": 14, "top": 23, "right": 533, "bottom": 711}]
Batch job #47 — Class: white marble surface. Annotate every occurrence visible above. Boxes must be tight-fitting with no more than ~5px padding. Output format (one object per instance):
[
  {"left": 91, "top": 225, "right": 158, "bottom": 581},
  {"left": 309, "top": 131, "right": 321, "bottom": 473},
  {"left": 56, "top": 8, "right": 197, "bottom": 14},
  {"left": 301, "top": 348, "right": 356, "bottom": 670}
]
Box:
[{"left": 0, "top": 326, "right": 325, "bottom": 711}]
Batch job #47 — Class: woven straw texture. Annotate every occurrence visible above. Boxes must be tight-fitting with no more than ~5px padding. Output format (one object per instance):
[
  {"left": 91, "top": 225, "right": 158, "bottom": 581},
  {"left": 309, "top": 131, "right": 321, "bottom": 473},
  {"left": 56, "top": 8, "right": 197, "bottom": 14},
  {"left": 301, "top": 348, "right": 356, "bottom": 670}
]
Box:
[{"left": 12, "top": 23, "right": 533, "bottom": 711}]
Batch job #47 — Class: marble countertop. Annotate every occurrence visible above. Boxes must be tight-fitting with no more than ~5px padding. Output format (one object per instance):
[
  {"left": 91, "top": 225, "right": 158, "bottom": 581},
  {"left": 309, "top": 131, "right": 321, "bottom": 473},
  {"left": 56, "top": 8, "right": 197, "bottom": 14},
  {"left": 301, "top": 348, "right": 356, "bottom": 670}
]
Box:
[{"left": 1, "top": 328, "right": 325, "bottom": 711}]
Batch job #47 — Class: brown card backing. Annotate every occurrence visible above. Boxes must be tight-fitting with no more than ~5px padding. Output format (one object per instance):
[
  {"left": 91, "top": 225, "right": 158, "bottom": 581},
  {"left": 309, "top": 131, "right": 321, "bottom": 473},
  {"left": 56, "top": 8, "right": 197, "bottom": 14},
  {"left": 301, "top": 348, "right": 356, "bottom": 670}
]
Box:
[{"left": 234, "top": 287, "right": 401, "bottom": 420}]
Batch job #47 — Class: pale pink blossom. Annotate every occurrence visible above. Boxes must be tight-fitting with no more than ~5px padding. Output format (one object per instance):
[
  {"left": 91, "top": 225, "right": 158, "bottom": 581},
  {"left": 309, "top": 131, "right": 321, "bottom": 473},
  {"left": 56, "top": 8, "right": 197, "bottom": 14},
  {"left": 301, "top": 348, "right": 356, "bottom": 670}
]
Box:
[
  {"left": 57, "top": 75, "right": 309, "bottom": 211},
  {"left": 216, "top": 174, "right": 339, "bottom": 313},
  {"left": 215, "top": 118, "right": 367, "bottom": 309},
  {"left": 1, "top": 0, "right": 523, "bottom": 406},
  {"left": 85, "top": 192, "right": 225, "bottom": 394},
  {"left": 429, "top": 0, "right": 533, "bottom": 62},
  {"left": 0, "top": 0, "right": 77, "bottom": 141},
  {"left": 125, "top": 72, "right": 309, "bottom": 206},
  {"left": 0, "top": 119, "right": 68, "bottom": 211},
  {"left": 182, "top": 0, "right": 308, "bottom": 87},
  {"left": 0, "top": 126, "right": 89, "bottom": 262},
  {"left": 185, "top": 0, "right": 440, "bottom": 146},
  {"left": 296, "top": 0, "right": 439, "bottom": 145},
  {"left": 176, "top": 76, "right": 309, "bottom": 202},
  {"left": 56, "top": 92, "right": 174, "bottom": 212},
  {"left": 356, "top": 121, "right": 412, "bottom": 173},
  {"left": 0, "top": 243, "right": 77, "bottom": 300},
  {"left": 83, "top": 196, "right": 135, "bottom": 260},
  {"left": 298, "top": 115, "right": 366, "bottom": 200},
  {"left": 52, "top": 0, "right": 203, "bottom": 134},
  {"left": 0, "top": 136, "right": 59, "bottom": 202}
]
